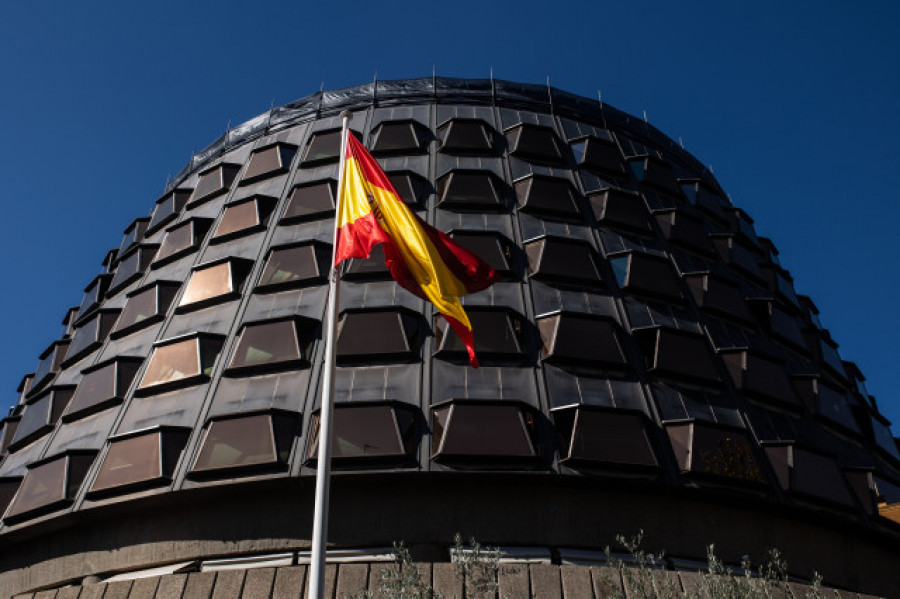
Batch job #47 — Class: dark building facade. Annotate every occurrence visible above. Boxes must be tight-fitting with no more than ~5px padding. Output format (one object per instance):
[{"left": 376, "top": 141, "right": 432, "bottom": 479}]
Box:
[{"left": 1, "top": 78, "right": 899, "bottom": 597}]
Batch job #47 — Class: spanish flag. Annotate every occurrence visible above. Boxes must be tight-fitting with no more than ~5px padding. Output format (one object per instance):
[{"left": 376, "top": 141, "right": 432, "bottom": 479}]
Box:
[{"left": 335, "top": 132, "right": 497, "bottom": 367}]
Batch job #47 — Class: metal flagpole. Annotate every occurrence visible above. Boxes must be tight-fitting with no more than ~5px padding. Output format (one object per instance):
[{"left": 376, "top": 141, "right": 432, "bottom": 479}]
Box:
[{"left": 307, "top": 109, "right": 353, "bottom": 599}]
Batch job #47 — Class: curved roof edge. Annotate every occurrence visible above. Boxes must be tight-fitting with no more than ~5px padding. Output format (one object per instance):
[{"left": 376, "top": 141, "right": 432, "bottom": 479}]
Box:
[{"left": 166, "top": 76, "right": 719, "bottom": 195}]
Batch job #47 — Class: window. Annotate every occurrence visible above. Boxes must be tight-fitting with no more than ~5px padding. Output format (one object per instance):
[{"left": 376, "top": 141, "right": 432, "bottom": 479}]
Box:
[
  {"left": 608, "top": 251, "right": 683, "bottom": 303},
  {"left": 634, "top": 326, "right": 720, "bottom": 386},
  {"left": 763, "top": 443, "right": 854, "bottom": 506},
  {"left": 147, "top": 188, "right": 191, "bottom": 234},
  {"left": 63, "top": 357, "right": 143, "bottom": 422},
  {"left": 437, "top": 170, "right": 505, "bottom": 211},
  {"left": 30, "top": 340, "right": 71, "bottom": 394},
  {"left": 303, "top": 129, "right": 343, "bottom": 165},
  {"left": 627, "top": 155, "right": 682, "bottom": 197},
  {"left": 570, "top": 135, "right": 625, "bottom": 176},
  {"left": 386, "top": 171, "right": 428, "bottom": 206},
  {"left": 241, "top": 143, "right": 297, "bottom": 184},
  {"left": 63, "top": 309, "right": 121, "bottom": 367},
  {"left": 869, "top": 413, "right": 900, "bottom": 462},
  {"left": 336, "top": 309, "right": 422, "bottom": 364},
  {"left": 187, "top": 163, "right": 241, "bottom": 207},
  {"left": 432, "top": 400, "right": 540, "bottom": 464},
  {"left": 177, "top": 258, "right": 254, "bottom": 312},
  {"left": 370, "top": 120, "right": 429, "bottom": 155},
  {"left": 537, "top": 313, "right": 626, "bottom": 369},
  {"left": 0, "top": 416, "right": 20, "bottom": 453},
  {"left": 681, "top": 180, "right": 730, "bottom": 225},
  {"left": 711, "top": 234, "right": 763, "bottom": 283},
  {"left": 136, "top": 333, "right": 225, "bottom": 395},
  {"left": 720, "top": 350, "right": 801, "bottom": 410},
  {"left": 587, "top": 189, "right": 650, "bottom": 233},
  {"left": 307, "top": 402, "right": 418, "bottom": 466},
  {"left": 438, "top": 119, "right": 494, "bottom": 154},
  {"left": 525, "top": 237, "right": 602, "bottom": 287},
  {"left": 190, "top": 411, "right": 298, "bottom": 476},
  {"left": 107, "top": 244, "right": 159, "bottom": 296},
  {"left": 3, "top": 451, "right": 96, "bottom": 522},
  {"left": 0, "top": 478, "right": 20, "bottom": 518},
  {"left": 448, "top": 231, "right": 516, "bottom": 278},
  {"left": 505, "top": 124, "right": 564, "bottom": 164},
  {"left": 153, "top": 217, "right": 213, "bottom": 266},
  {"left": 817, "top": 336, "right": 846, "bottom": 381},
  {"left": 225, "top": 317, "right": 317, "bottom": 375},
  {"left": 553, "top": 407, "right": 657, "bottom": 469},
  {"left": 343, "top": 244, "right": 391, "bottom": 280},
  {"left": 256, "top": 241, "right": 331, "bottom": 291},
  {"left": 282, "top": 180, "right": 336, "bottom": 223},
  {"left": 766, "top": 304, "right": 808, "bottom": 354},
  {"left": 665, "top": 421, "right": 765, "bottom": 485},
  {"left": 89, "top": 427, "right": 190, "bottom": 496},
  {"left": 210, "top": 195, "right": 277, "bottom": 242},
  {"left": 514, "top": 175, "right": 581, "bottom": 219},
  {"left": 434, "top": 308, "right": 527, "bottom": 362},
  {"left": 683, "top": 273, "right": 753, "bottom": 326},
  {"left": 118, "top": 218, "right": 149, "bottom": 256},
  {"left": 75, "top": 274, "right": 112, "bottom": 323},
  {"left": 10, "top": 386, "right": 74, "bottom": 450},
  {"left": 792, "top": 376, "right": 861, "bottom": 436},
  {"left": 61, "top": 307, "right": 79, "bottom": 338},
  {"left": 654, "top": 209, "right": 715, "bottom": 256},
  {"left": 111, "top": 281, "right": 181, "bottom": 338},
  {"left": 651, "top": 383, "right": 742, "bottom": 427}
]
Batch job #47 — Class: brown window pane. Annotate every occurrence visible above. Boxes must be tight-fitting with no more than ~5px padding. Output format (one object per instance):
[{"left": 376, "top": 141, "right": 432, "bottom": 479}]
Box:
[
  {"left": 438, "top": 119, "right": 493, "bottom": 154},
  {"left": 108, "top": 245, "right": 158, "bottom": 296},
  {"left": 31, "top": 340, "right": 71, "bottom": 394},
  {"left": 92, "top": 432, "right": 162, "bottom": 493},
  {"left": 76, "top": 275, "right": 112, "bottom": 322},
  {"left": 242, "top": 143, "right": 296, "bottom": 183},
  {"left": 12, "top": 387, "right": 74, "bottom": 449},
  {"left": 282, "top": 180, "right": 336, "bottom": 222},
  {"left": 147, "top": 188, "right": 191, "bottom": 234},
  {"left": 113, "top": 281, "right": 180, "bottom": 337},
  {"left": 449, "top": 232, "right": 515, "bottom": 277},
  {"left": 188, "top": 163, "right": 241, "bottom": 206},
  {"left": 336, "top": 310, "right": 421, "bottom": 363},
  {"left": 437, "top": 170, "right": 504, "bottom": 211},
  {"left": 257, "top": 242, "right": 330, "bottom": 290},
  {"left": 64, "top": 358, "right": 141, "bottom": 422},
  {"left": 434, "top": 403, "right": 536, "bottom": 458},
  {"left": 154, "top": 218, "right": 213, "bottom": 265},
  {"left": 303, "top": 129, "right": 342, "bottom": 165},
  {"left": 0, "top": 417, "right": 21, "bottom": 453},
  {"left": 0, "top": 478, "right": 21, "bottom": 518},
  {"left": 212, "top": 196, "right": 276, "bottom": 241},
  {"left": 506, "top": 124, "right": 564, "bottom": 163},
  {"left": 525, "top": 237, "right": 602, "bottom": 287},
  {"left": 435, "top": 309, "right": 526, "bottom": 361},
  {"left": 227, "top": 319, "right": 310, "bottom": 373},
  {"left": 192, "top": 413, "right": 295, "bottom": 474},
  {"left": 514, "top": 175, "right": 581, "bottom": 219},
  {"left": 137, "top": 335, "right": 223, "bottom": 394},
  {"left": 371, "top": 121, "right": 428, "bottom": 155},
  {"left": 5, "top": 456, "right": 67, "bottom": 519},
  {"left": 307, "top": 404, "right": 416, "bottom": 463},
  {"left": 118, "top": 218, "right": 149, "bottom": 256},
  {"left": 538, "top": 313, "right": 626, "bottom": 368},
  {"left": 64, "top": 309, "right": 120, "bottom": 366},
  {"left": 587, "top": 189, "right": 650, "bottom": 233},
  {"left": 560, "top": 409, "right": 657, "bottom": 467},
  {"left": 179, "top": 259, "right": 251, "bottom": 310}
]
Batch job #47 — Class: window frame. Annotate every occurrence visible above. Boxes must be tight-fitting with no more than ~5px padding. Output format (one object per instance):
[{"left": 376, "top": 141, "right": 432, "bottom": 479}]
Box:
[
  {"left": 240, "top": 142, "right": 297, "bottom": 185},
  {"left": 224, "top": 316, "right": 319, "bottom": 376},
  {"left": 135, "top": 332, "right": 226, "bottom": 396},
  {"left": 176, "top": 257, "right": 254, "bottom": 313}
]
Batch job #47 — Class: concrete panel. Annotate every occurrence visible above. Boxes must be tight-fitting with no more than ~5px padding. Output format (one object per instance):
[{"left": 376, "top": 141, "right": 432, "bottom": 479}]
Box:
[
  {"left": 530, "top": 564, "right": 562, "bottom": 599},
  {"left": 182, "top": 572, "right": 216, "bottom": 599},
  {"left": 240, "top": 568, "right": 275, "bottom": 599},
  {"left": 560, "top": 565, "right": 593, "bottom": 598},
  {"left": 498, "top": 564, "right": 529, "bottom": 598},
  {"left": 211, "top": 570, "right": 245, "bottom": 599},
  {"left": 271, "top": 566, "right": 306, "bottom": 599},
  {"left": 334, "top": 564, "right": 368, "bottom": 599}
]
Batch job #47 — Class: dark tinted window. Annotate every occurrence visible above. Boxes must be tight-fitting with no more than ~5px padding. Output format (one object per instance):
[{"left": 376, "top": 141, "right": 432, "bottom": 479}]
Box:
[
  {"left": 303, "top": 129, "right": 342, "bottom": 165},
  {"left": 112, "top": 281, "right": 180, "bottom": 337},
  {"left": 137, "top": 335, "right": 224, "bottom": 394},
  {"left": 12, "top": 387, "right": 74, "bottom": 449},
  {"left": 514, "top": 175, "right": 581, "bottom": 219},
  {"left": 227, "top": 318, "right": 314, "bottom": 373},
  {"left": 76, "top": 275, "right": 112, "bottom": 322},
  {"left": 635, "top": 327, "right": 720, "bottom": 386},
  {"left": 587, "top": 189, "right": 650, "bottom": 232},
  {"left": 506, "top": 124, "right": 563, "bottom": 163},
  {"left": 64, "top": 309, "right": 120, "bottom": 366},
  {"left": 609, "top": 252, "right": 682, "bottom": 303},
  {"left": 721, "top": 350, "right": 800, "bottom": 409},
  {"left": 765, "top": 444, "right": 853, "bottom": 506},
  {"left": 437, "top": 171, "right": 504, "bottom": 211},
  {"left": 336, "top": 310, "right": 421, "bottom": 363},
  {"left": 241, "top": 143, "right": 297, "bottom": 184},
  {"left": 257, "top": 242, "right": 331, "bottom": 290},
  {"left": 449, "top": 232, "right": 515, "bottom": 277},
  {"left": 438, "top": 119, "right": 493, "bottom": 154},
  {"left": 655, "top": 209, "right": 715, "bottom": 256},
  {"left": 557, "top": 408, "right": 657, "bottom": 468},
  {"left": 64, "top": 358, "right": 142, "bottom": 422},
  {"left": 525, "top": 237, "right": 602, "bottom": 287},
  {"left": 118, "top": 218, "right": 149, "bottom": 256},
  {"left": 343, "top": 244, "right": 391, "bottom": 280},
  {"left": 108, "top": 245, "right": 158, "bottom": 296},
  {"left": 307, "top": 404, "right": 417, "bottom": 464},
  {"left": 188, "top": 163, "right": 241, "bottom": 207},
  {"left": 282, "top": 180, "right": 336, "bottom": 222},
  {"left": 571, "top": 136, "right": 625, "bottom": 175},
  {"left": 666, "top": 422, "right": 764, "bottom": 484},
  {"left": 387, "top": 171, "right": 428, "bottom": 206},
  {"left": 434, "top": 309, "right": 526, "bottom": 362},
  {"left": 538, "top": 313, "right": 626, "bottom": 368},
  {"left": 371, "top": 121, "right": 428, "bottom": 155},
  {"left": 90, "top": 428, "right": 189, "bottom": 495},
  {"left": 154, "top": 218, "right": 213, "bottom": 265},
  {"left": 191, "top": 413, "right": 296, "bottom": 474},
  {"left": 147, "top": 188, "right": 191, "bottom": 234},
  {"left": 4, "top": 452, "right": 95, "bottom": 521},
  {"left": 433, "top": 402, "right": 537, "bottom": 460},
  {"left": 628, "top": 155, "right": 681, "bottom": 196},
  {"left": 31, "top": 340, "right": 71, "bottom": 394},
  {"left": 684, "top": 274, "right": 753, "bottom": 326},
  {"left": 211, "top": 196, "right": 275, "bottom": 242}
]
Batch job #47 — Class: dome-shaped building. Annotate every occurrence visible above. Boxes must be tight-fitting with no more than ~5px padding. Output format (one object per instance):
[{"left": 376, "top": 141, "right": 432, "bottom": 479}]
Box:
[{"left": 1, "top": 78, "right": 898, "bottom": 598}]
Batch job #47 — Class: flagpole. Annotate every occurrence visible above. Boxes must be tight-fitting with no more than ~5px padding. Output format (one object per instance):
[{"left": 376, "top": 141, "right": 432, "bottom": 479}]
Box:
[{"left": 307, "top": 109, "right": 352, "bottom": 599}]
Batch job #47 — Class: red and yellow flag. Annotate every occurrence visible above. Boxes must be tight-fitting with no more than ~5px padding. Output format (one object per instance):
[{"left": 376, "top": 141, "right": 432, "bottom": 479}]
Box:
[{"left": 335, "top": 132, "right": 497, "bottom": 367}]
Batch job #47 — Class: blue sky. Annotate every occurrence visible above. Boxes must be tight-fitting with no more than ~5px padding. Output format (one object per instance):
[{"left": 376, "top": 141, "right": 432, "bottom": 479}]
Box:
[{"left": 1, "top": 1, "right": 898, "bottom": 427}]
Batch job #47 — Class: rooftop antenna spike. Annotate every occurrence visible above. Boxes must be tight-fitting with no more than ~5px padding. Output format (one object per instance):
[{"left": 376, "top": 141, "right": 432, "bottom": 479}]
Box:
[
  {"left": 226, "top": 118, "right": 231, "bottom": 133},
  {"left": 164, "top": 173, "right": 171, "bottom": 192},
  {"left": 597, "top": 89, "right": 609, "bottom": 130},
  {"left": 373, "top": 70, "right": 378, "bottom": 103},
  {"left": 490, "top": 66, "right": 496, "bottom": 105},
  {"left": 642, "top": 110, "right": 648, "bottom": 123},
  {"left": 266, "top": 97, "right": 276, "bottom": 132},
  {"left": 546, "top": 75, "right": 553, "bottom": 113},
  {"left": 679, "top": 136, "right": 684, "bottom": 148}
]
